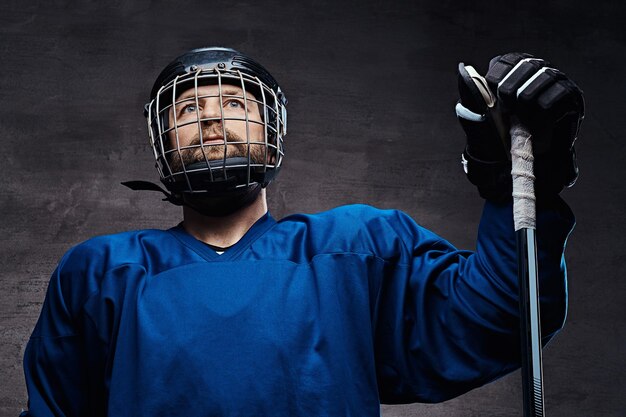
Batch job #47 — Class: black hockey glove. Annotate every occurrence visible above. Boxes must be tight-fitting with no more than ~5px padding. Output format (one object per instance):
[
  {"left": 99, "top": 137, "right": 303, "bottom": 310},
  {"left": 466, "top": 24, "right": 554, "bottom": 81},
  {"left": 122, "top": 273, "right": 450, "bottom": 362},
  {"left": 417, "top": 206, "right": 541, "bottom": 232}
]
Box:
[{"left": 455, "top": 52, "right": 585, "bottom": 202}]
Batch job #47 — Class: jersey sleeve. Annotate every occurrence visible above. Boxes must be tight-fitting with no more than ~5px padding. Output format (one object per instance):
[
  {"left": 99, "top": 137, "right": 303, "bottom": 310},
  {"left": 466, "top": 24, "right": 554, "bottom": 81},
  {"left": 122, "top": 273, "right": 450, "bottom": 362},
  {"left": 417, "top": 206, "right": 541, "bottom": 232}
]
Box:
[
  {"left": 20, "top": 248, "right": 91, "bottom": 416},
  {"left": 373, "top": 196, "right": 574, "bottom": 404},
  {"left": 21, "top": 242, "right": 119, "bottom": 417}
]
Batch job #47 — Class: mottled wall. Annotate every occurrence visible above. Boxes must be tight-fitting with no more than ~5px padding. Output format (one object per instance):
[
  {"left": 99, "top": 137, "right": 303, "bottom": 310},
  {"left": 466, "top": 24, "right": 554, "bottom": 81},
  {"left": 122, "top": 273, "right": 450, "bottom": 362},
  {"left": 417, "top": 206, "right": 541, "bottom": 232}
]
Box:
[{"left": 1, "top": 1, "right": 624, "bottom": 416}]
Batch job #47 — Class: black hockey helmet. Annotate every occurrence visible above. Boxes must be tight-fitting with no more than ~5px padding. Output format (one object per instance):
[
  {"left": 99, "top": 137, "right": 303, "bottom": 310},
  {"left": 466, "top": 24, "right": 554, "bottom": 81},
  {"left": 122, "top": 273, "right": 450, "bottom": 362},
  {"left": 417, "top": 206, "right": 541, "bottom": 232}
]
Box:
[{"left": 144, "top": 47, "right": 287, "bottom": 195}]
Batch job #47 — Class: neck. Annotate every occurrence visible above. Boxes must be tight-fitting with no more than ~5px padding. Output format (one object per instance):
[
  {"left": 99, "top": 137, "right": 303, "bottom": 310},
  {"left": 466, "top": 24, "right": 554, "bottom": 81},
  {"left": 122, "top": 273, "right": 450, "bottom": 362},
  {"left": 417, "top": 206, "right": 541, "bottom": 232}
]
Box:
[{"left": 182, "top": 188, "right": 268, "bottom": 248}]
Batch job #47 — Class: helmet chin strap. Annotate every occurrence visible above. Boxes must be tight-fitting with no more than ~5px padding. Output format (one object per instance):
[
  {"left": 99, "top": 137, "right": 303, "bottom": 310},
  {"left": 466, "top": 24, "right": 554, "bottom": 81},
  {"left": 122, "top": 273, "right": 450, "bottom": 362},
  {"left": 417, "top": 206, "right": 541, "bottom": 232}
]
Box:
[
  {"left": 181, "top": 183, "right": 262, "bottom": 217},
  {"left": 120, "top": 180, "right": 263, "bottom": 217}
]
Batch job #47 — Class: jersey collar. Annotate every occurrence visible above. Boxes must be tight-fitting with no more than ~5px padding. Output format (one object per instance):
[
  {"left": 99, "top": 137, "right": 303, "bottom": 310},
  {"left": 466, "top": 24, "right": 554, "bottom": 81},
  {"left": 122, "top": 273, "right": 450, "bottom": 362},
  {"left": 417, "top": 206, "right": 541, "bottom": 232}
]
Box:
[{"left": 167, "top": 211, "right": 276, "bottom": 262}]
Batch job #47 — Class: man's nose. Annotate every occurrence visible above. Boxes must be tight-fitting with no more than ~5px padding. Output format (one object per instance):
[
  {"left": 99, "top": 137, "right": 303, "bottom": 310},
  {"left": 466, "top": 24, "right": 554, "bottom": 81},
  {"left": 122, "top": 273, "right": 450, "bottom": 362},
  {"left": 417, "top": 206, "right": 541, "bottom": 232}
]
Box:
[{"left": 199, "top": 97, "right": 223, "bottom": 123}]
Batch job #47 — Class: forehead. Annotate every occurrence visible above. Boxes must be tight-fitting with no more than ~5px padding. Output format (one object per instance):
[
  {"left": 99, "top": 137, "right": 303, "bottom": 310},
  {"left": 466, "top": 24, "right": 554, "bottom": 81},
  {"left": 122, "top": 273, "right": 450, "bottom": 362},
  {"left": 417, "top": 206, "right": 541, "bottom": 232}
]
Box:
[{"left": 176, "top": 83, "right": 257, "bottom": 101}]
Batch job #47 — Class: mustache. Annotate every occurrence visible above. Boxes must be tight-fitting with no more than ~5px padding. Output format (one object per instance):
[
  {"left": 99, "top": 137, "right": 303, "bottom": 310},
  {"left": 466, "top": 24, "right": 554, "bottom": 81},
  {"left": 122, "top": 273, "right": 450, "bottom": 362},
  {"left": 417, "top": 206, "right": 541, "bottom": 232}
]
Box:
[{"left": 187, "top": 128, "right": 245, "bottom": 147}]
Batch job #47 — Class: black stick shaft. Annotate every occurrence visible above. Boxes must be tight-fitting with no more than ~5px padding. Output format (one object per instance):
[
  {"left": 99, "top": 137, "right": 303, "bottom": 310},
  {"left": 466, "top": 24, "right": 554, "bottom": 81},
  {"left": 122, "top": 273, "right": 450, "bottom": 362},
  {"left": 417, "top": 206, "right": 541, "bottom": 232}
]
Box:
[{"left": 516, "top": 228, "right": 545, "bottom": 417}]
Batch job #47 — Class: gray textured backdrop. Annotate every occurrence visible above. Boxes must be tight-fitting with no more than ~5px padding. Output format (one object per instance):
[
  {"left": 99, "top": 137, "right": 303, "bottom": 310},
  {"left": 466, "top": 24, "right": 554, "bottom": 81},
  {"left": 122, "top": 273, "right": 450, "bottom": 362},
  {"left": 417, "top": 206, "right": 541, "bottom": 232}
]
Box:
[{"left": 1, "top": 1, "right": 624, "bottom": 416}]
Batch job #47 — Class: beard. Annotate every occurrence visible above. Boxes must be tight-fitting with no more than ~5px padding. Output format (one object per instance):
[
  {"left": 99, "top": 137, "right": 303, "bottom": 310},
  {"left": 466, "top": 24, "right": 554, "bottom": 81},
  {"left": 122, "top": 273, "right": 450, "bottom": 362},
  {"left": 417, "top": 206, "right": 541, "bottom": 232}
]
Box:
[{"left": 168, "top": 128, "right": 266, "bottom": 173}]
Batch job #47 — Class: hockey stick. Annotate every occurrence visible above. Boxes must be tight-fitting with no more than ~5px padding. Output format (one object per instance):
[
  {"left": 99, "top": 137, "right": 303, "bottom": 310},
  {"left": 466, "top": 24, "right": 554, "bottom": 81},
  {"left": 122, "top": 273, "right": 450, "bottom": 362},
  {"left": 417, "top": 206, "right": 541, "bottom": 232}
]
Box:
[{"left": 510, "top": 122, "right": 545, "bottom": 417}]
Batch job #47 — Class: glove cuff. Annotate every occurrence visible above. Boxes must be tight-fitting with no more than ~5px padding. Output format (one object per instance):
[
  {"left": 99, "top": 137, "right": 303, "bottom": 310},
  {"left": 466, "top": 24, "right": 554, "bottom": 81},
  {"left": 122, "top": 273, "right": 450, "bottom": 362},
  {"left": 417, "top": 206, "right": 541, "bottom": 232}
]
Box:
[
  {"left": 462, "top": 146, "right": 512, "bottom": 203},
  {"left": 462, "top": 146, "right": 578, "bottom": 203}
]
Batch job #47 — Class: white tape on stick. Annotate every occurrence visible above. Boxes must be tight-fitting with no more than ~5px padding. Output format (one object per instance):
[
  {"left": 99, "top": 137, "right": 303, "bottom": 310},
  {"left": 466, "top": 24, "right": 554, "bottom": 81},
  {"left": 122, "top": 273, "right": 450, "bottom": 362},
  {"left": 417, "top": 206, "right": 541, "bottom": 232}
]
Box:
[{"left": 511, "top": 123, "right": 536, "bottom": 231}]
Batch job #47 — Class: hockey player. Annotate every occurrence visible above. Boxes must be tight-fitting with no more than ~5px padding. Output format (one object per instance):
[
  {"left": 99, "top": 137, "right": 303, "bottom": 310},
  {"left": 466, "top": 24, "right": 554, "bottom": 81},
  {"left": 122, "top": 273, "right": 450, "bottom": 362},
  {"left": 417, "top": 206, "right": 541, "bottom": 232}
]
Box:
[{"left": 21, "top": 48, "right": 584, "bottom": 416}]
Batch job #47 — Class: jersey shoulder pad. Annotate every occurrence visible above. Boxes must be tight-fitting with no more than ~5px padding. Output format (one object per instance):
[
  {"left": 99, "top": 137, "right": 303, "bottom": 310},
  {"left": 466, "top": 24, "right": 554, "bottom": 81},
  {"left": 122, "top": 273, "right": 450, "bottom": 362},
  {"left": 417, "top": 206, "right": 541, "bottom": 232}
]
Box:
[
  {"left": 277, "top": 204, "right": 438, "bottom": 260},
  {"left": 51, "top": 229, "right": 172, "bottom": 315}
]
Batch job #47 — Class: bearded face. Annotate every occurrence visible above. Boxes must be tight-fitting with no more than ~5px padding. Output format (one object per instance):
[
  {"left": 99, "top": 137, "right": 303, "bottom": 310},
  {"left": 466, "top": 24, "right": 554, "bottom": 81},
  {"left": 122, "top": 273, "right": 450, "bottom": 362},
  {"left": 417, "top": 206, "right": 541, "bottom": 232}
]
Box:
[
  {"left": 165, "top": 83, "right": 269, "bottom": 174},
  {"left": 168, "top": 127, "right": 267, "bottom": 173}
]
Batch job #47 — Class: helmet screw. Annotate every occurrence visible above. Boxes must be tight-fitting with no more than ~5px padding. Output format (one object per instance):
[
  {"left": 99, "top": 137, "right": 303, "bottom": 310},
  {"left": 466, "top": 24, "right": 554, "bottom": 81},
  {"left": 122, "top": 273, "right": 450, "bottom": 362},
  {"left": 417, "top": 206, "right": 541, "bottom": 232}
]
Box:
[
  {"left": 217, "top": 62, "right": 226, "bottom": 69},
  {"left": 190, "top": 65, "right": 199, "bottom": 71}
]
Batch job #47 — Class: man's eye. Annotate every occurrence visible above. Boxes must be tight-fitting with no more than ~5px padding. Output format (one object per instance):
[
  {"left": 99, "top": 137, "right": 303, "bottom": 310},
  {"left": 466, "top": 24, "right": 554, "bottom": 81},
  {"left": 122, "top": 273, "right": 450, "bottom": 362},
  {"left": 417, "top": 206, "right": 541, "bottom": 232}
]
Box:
[
  {"left": 182, "top": 105, "right": 197, "bottom": 114},
  {"left": 226, "top": 100, "right": 243, "bottom": 109}
]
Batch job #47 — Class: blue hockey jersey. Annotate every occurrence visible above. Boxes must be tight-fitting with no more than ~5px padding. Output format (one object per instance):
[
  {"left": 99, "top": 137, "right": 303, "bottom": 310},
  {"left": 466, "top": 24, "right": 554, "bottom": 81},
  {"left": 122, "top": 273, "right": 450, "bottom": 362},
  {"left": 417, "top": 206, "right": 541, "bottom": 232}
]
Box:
[{"left": 22, "top": 199, "right": 574, "bottom": 416}]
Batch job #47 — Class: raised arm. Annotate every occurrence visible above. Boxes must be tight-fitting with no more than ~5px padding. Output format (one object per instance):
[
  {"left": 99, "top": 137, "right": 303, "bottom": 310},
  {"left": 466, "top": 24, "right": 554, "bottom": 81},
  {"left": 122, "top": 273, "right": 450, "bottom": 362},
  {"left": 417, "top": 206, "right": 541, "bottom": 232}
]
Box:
[
  {"left": 372, "top": 197, "right": 573, "bottom": 403},
  {"left": 374, "top": 52, "right": 583, "bottom": 404}
]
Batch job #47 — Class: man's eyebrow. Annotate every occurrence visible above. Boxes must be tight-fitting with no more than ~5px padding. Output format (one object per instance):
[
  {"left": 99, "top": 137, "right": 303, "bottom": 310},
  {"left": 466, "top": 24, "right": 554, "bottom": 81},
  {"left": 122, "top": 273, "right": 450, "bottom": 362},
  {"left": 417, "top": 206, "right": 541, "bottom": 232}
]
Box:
[
  {"left": 175, "top": 86, "right": 252, "bottom": 104},
  {"left": 176, "top": 90, "right": 199, "bottom": 103},
  {"left": 221, "top": 87, "right": 248, "bottom": 97}
]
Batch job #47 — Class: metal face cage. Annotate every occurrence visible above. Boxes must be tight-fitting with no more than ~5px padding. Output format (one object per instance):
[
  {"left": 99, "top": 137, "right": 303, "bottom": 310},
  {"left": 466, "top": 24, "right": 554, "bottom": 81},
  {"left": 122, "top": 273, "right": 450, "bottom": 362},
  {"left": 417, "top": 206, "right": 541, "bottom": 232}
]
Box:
[{"left": 145, "top": 68, "right": 287, "bottom": 194}]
